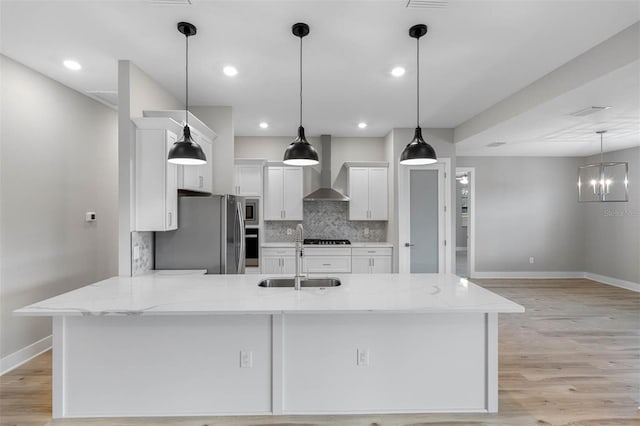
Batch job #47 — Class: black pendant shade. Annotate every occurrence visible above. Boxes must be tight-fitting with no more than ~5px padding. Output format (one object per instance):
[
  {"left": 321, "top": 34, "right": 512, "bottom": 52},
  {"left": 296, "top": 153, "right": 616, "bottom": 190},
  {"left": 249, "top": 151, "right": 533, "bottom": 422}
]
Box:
[
  {"left": 283, "top": 126, "right": 319, "bottom": 166},
  {"left": 400, "top": 24, "right": 437, "bottom": 166},
  {"left": 400, "top": 127, "right": 437, "bottom": 165},
  {"left": 283, "top": 22, "right": 319, "bottom": 166},
  {"left": 168, "top": 21, "right": 207, "bottom": 166},
  {"left": 168, "top": 125, "right": 207, "bottom": 165}
]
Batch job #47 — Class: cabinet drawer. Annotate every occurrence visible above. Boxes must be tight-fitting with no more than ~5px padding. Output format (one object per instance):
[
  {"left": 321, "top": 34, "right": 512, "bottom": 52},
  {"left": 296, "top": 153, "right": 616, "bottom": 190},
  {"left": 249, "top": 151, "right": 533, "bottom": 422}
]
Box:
[
  {"left": 352, "top": 247, "right": 392, "bottom": 257},
  {"left": 262, "top": 247, "right": 295, "bottom": 257},
  {"left": 304, "top": 256, "right": 351, "bottom": 273},
  {"left": 303, "top": 247, "right": 351, "bottom": 256}
]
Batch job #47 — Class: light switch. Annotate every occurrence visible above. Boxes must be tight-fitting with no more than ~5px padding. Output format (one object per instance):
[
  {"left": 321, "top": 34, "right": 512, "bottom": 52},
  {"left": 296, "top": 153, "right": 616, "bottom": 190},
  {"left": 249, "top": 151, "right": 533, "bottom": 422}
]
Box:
[{"left": 240, "top": 350, "right": 253, "bottom": 368}]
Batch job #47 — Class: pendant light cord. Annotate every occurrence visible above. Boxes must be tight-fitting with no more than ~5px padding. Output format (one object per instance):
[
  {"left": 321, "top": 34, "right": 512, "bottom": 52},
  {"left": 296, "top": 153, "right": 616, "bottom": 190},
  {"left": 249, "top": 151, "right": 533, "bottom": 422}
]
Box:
[
  {"left": 299, "top": 36, "right": 303, "bottom": 127},
  {"left": 600, "top": 132, "right": 604, "bottom": 164},
  {"left": 416, "top": 37, "right": 420, "bottom": 128},
  {"left": 185, "top": 33, "right": 189, "bottom": 127}
]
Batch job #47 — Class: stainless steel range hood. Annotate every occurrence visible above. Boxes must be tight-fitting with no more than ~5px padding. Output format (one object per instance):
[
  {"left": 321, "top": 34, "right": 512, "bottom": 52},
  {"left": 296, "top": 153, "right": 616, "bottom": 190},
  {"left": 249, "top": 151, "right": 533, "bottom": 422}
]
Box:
[{"left": 303, "top": 135, "right": 349, "bottom": 202}]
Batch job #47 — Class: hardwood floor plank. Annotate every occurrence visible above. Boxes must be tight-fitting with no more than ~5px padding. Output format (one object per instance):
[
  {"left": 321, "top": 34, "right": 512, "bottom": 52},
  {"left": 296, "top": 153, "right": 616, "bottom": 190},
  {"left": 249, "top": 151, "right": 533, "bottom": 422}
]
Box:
[{"left": 1, "top": 278, "right": 638, "bottom": 426}]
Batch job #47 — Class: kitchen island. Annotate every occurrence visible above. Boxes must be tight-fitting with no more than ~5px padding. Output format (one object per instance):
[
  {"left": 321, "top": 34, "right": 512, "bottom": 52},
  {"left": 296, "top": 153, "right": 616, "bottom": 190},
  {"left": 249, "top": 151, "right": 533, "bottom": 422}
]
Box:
[{"left": 16, "top": 273, "right": 523, "bottom": 418}]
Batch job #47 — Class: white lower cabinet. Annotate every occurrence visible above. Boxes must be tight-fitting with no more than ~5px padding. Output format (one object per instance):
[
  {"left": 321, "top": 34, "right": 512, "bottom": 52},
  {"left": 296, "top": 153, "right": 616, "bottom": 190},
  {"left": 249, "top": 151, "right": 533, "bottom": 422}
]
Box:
[
  {"left": 262, "top": 248, "right": 295, "bottom": 274},
  {"left": 351, "top": 247, "right": 392, "bottom": 274},
  {"left": 303, "top": 247, "right": 351, "bottom": 274}
]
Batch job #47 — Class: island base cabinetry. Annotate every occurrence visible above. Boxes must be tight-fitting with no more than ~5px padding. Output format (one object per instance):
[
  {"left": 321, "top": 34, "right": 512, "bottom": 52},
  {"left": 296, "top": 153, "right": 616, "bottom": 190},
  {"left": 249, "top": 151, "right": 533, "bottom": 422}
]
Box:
[{"left": 52, "top": 313, "right": 497, "bottom": 418}]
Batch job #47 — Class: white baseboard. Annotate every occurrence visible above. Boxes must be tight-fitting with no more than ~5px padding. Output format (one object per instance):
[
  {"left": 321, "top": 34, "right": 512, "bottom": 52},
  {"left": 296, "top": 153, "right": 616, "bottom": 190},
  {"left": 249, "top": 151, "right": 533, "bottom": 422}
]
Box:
[
  {"left": 471, "top": 271, "right": 584, "bottom": 279},
  {"left": 584, "top": 272, "right": 640, "bottom": 293},
  {"left": 470, "top": 271, "right": 640, "bottom": 293},
  {"left": 0, "top": 335, "right": 52, "bottom": 376}
]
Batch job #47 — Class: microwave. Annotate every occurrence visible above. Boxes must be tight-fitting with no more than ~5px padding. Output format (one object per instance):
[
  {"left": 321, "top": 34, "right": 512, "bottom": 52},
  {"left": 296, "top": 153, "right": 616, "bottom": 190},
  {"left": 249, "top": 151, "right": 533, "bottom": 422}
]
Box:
[{"left": 245, "top": 198, "right": 259, "bottom": 225}]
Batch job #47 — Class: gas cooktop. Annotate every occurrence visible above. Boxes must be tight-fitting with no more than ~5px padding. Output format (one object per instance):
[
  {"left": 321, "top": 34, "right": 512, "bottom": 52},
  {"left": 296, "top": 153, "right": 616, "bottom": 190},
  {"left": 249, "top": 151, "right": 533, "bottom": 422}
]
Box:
[{"left": 303, "top": 239, "right": 351, "bottom": 245}]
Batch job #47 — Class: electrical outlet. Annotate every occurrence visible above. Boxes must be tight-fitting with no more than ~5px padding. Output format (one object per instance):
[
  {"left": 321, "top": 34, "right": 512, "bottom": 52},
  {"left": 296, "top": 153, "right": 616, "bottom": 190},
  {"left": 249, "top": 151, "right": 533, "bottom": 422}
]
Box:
[
  {"left": 240, "top": 350, "right": 253, "bottom": 368},
  {"left": 286, "top": 228, "right": 293, "bottom": 235},
  {"left": 85, "top": 212, "right": 97, "bottom": 222},
  {"left": 357, "top": 348, "right": 370, "bottom": 366},
  {"left": 133, "top": 245, "right": 141, "bottom": 260},
  {"left": 529, "top": 257, "right": 535, "bottom": 264},
  {"left": 364, "top": 228, "right": 369, "bottom": 236}
]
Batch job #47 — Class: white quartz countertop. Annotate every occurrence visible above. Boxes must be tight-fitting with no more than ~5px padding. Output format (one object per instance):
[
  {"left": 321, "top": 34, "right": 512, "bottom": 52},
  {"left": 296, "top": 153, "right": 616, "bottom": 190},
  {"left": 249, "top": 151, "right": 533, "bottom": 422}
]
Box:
[
  {"left": 15, "top": 273, "right": 523, "bottom": 316},
  {"left": 262, "top": 242, "right": 394, "bottom": 248}
]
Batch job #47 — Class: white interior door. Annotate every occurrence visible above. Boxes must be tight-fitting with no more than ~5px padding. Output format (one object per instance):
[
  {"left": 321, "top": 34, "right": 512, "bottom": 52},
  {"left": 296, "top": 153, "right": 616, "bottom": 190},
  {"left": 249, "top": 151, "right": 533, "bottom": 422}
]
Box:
[{"left": 399, "top": 162, "right": 447, "bottom": 273}]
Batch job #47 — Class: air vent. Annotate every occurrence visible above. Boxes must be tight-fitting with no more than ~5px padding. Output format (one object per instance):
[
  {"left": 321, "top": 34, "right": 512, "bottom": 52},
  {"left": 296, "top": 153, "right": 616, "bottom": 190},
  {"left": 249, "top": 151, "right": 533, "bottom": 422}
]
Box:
[
  {"left": 406, "top": 0, "right": 448, "bottom": 8},
  {"left": 570, "top": 106, "right": 611, "bottom": 117},
  {"left": 486, "top": 142, "right": 506, "bottom": 148},
  {"left": 150, "top": 0, "right": 192, "bottom": 5},
  {"left": 87, "top": 91, "right": 118, "bottom": 108}
]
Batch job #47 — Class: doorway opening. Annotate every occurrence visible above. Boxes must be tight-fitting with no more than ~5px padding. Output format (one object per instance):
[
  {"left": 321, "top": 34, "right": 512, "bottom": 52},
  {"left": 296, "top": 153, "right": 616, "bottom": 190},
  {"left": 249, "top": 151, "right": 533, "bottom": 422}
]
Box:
[{"left": 455, "top": 167, "right": 475, "bottom": 278}]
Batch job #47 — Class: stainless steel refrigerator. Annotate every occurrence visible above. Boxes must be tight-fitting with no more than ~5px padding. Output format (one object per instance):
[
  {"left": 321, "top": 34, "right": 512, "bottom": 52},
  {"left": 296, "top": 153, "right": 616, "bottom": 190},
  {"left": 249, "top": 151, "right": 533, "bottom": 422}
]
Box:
[{"left": 155, "top": 195, "right": 245, "bottom": 274}]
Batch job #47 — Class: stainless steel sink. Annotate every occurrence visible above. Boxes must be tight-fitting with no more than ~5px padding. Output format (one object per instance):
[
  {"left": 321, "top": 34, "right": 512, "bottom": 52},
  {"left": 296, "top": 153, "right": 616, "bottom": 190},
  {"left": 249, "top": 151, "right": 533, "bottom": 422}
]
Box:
[{"left": 258, "top": 277, "right": 341, "bottom": 288}]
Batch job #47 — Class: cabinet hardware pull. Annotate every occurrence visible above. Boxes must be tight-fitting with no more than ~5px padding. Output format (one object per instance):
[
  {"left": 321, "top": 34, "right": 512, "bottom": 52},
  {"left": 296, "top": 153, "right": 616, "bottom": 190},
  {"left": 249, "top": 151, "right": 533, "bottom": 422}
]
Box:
[
  {"left": 199, "top": 176, "right": 203, "bottom": 188},
  {"left": 168, "top": 212, "right": 172, "bottom": 226}
]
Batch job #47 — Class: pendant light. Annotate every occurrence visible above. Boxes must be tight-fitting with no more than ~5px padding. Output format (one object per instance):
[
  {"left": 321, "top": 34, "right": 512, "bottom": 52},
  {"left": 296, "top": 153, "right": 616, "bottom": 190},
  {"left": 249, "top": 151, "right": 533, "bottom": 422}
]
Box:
[
  {"left": 168, "top": 21, "right": 207, "bottom": 165},
  {"left": 283, "top": 22, "right": 319, "bottom": 166},
  {"left": 577, "top": 130, "right": 629, "bottom": 202},
  {"left": 400, "top": 24, "right": 437, "bottom": 166}
]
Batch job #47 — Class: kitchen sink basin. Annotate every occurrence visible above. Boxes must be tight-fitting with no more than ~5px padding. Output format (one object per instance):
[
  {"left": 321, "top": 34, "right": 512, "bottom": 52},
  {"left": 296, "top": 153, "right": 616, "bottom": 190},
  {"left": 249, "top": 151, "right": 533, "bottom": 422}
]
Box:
[{"left": 258, "top": 277, "right": 341, "bottom": 288}]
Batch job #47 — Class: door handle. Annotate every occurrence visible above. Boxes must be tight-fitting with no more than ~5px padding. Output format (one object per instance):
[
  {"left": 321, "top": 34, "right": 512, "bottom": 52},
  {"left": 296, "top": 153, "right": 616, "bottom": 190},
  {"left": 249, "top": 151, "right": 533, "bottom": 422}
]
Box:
[{"left": 405, "top": 243, "right": 415, "bottom": 247}]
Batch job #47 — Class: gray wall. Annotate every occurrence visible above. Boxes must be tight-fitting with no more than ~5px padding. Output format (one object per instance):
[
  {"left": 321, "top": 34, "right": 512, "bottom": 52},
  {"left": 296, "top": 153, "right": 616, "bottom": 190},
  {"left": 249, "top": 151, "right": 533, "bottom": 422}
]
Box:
[
  {"left": 0, "top": 55, "right": 118, "bottom": 362},
  {"left": 581, "top": 146, "right": 640, "bottom": 283},
  {"left": 456, "top": 156, "right": 585, "bottom": 273}
]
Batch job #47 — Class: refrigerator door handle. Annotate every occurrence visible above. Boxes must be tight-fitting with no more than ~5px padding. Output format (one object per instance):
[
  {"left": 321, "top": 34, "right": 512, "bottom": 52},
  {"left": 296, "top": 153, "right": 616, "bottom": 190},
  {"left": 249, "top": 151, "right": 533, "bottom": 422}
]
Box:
[{"left": 236, "top": 201, "right": 246, "bottom": 274}]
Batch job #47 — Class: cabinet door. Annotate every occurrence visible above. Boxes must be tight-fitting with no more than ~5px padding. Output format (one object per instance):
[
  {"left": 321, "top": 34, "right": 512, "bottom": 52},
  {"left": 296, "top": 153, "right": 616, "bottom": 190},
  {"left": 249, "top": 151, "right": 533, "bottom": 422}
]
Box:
[
  {"left": 282, "top": 167, "right": 303, "bottom": 220},
  {"left": 179, "top": 134, "right": 211, "bottom": 192},
  {"left": 135, "top": 128, "right": 178, "bottom": 232},
  {"left": 236, "top": 165, "right": 262, "bottom": 196},
  {"left": 351, "top": 257, "right": 371, "bottom": 274},
  {"left": 199, "top": 139, "right": 212, "bottom": 192},
  {"left": 281, "top": 257, "right": 296, "bottom": 275},
  {"left": 261, "top": 257, "right": 281, "bottom": 274},
  {"left": 264, "top": 167, "right": 284, "bottom": 220},
  {"left": 368, "top": 167, "right": 388, "bottom": 220},
  {"left": 348, "top": 167, "right": 370, "bottom": 220},
  {"left": 165, "top": 131, "right": 178, "bottom": 230},
  {"left": 371, "top": 256, "right": 392, "bottom": 274}
]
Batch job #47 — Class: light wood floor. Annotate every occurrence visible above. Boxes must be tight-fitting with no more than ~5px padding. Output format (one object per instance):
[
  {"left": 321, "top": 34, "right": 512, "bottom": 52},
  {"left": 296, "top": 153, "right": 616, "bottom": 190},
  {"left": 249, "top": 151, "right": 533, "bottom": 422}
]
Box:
[{"left": 1, "top": 278, "right": 638, "bottom": 426}]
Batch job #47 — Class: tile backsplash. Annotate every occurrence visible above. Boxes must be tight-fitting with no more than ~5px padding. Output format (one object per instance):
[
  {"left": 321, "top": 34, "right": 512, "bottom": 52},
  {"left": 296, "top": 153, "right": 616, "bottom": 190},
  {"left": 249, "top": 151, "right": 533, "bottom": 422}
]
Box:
[
  {"left": 264, "top": 201, "right": 387, "bottom": 242},
  {"left": 131, "top": 231, "right": 154, "bottom": 276}
]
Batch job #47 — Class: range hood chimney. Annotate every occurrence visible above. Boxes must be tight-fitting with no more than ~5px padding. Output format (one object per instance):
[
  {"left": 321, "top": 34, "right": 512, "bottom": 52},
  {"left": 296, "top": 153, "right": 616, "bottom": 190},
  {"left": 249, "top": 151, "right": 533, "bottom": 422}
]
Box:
[{"left": 303, "top": 135, "right": 349, "bottom": 202}]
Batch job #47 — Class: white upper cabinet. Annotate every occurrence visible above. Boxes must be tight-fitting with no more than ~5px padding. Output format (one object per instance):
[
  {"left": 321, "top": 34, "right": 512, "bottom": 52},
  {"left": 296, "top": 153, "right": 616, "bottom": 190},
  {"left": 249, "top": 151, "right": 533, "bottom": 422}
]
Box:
[
  {"left": 142, "top": 110, "right": 217, "bottom": 194},
  {"left": 346, "top": 163, "right": 389, "bottom": 221},
  {"left": 133, "top": 117, "right": 181, "bottom": 232},
  {"left": 234, "top": 160, "right": 264, "bottom": 196},
  {"left": 264, "top": 165, "right": 303, "bottom": 221},
  {"left": 179, "top": 128, "right": 212, "bottom": 193}
]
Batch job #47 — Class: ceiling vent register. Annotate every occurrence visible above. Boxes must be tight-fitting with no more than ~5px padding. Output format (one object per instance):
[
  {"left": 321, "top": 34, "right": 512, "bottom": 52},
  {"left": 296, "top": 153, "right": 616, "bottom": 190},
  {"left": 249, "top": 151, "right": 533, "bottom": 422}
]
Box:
[{"left": 405, "top": 0, "right": 448, "bottom": 8}]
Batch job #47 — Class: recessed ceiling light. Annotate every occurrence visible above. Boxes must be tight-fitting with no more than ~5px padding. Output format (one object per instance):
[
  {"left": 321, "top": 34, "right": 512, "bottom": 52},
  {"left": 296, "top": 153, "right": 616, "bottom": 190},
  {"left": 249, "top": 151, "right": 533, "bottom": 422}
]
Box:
[
  {"left": 358, "top": 122, "right": 367, "bottom": 129},
  {"left": 63, "top": 60, "right": 82, "bottom": 71},
  {"left": 391, "top": 67, "right": 405, "bottom": 77},
  {"left": 259, "top": 122, "right": 269, "bottom": 129},
  {"left": 223, "top": 66, "right": 238, "bottom": 76}
]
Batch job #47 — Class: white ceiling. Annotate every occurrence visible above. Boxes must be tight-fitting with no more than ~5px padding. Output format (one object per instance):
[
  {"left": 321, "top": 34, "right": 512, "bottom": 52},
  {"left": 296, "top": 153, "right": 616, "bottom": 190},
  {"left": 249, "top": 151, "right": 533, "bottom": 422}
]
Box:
[
  {"left": 456, "top": 60, "right": 640, "bottom": 157},
  {"left": 1, "top": 0, "right": 639, "bottom": 154}
]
